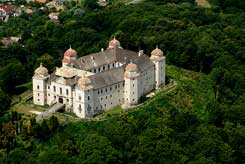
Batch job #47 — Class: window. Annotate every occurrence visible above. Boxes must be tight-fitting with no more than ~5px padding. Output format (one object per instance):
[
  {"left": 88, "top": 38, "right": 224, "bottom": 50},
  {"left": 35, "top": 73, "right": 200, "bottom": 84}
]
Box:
[
  {"left": 105, "top": 88, "right": 107, "bottom": 92},
  {"left": 106, "top": 96, "right": 107, "bottom": 99},
  {"left": 38, "top": 93, "right": 39, "bottom": 96},
  {"left": 37, "top": 85, "right": 39, "bottom": 89},
  {"left": 101, "top": 89, "right": 103, "bottom": 94},
  {"left": 79, "top": 96, "right": 81, "bottom": 100},
  {"left": 98, "top": 90, "right": 100, "bottom": 94},
  {"left": 53, "top": 86, "right": 56, "bottom": 92},
  {"left": 115, "top": 85, "right": 117, "bottom": 89},
  {"left": 133, "top": 84, "right": 134, "bottom": 87},
  {"left": 98, "top": 68, "right": 101, "bottom": 72},
  {"left": 110, "top": 87, "right": 112, "bottom": 91},
  {"left": 48, "top": 94, "right": 50, "bottom": 96},
  {"left": 48, "top": 86, "right": 50, "bottom": 89},
  {"left": 108, "top": 65, "right": 110, "bottom": 69},
  {"left": 67, "top": 99, "right": 69, "bottom": 102},
  {"left": 88, "top": 96, "right": 90, "bottom": 100},
  {"left": 103, "top": 66, "right": 105, "bottom": 70},
  {"left": 133, "top": 99, "right": 135, "bottom": 101},
  {"left": 66, "top": 89, "right": 69, "bottom": 95},
  {"left": 101, "top": 97, "right": 103, "bottom": 101},
  {"left": 38, "top": 99, "right": 40, "bottom": 101},
  {"left": 78, "top": 104, "right": 82, "bottom": 113},
  {"left": 104, "top": 104, "right": 106, "bottom": 107},
  {"left": 112, "top": 63, "right": 115, "bottom": 67},
  {"left": 60, "top": 88, "right": 62, "bottom": 94},
  {"left": 54, "top": 96, "right": 56, "bottom": 99}
]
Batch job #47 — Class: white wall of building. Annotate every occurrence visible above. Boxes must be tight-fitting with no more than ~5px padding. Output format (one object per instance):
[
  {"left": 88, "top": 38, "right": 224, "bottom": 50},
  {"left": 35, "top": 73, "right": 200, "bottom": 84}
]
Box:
[
  {"left": 124, "top": 77, "right": 139, "bottom": 107},
  {"left": 33, "top": 78, "right": 47, "bottom": 105}
]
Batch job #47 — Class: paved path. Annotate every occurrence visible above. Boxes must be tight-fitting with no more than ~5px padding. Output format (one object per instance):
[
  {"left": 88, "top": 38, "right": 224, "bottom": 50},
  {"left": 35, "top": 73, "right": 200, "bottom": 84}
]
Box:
[{"left": 36, "top": 103, "right": 64, "bottom": 122}]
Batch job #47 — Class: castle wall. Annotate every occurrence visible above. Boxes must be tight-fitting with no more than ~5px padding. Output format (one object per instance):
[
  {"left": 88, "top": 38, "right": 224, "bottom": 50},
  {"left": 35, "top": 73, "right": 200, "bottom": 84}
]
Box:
[
  {"left": 139, "top": 66, "right": 155, "bottom": 97},
  {"left": 92, "top": 81, "right": 124, "bottom": 115},
  {"left": 154, "top": 57, "right": 166, "bottom": 88},
  {"left": 33, "top": 78, "right": 47, "bottom": 105},
  {"left": 74, "top": 88, "right": 94, "bottom": 118}
]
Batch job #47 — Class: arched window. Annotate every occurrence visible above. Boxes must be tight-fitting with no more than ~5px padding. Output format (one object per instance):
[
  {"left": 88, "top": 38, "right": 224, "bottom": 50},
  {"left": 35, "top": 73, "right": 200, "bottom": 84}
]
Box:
[
  {"left": 78, "top": 104, "right": 82, "bottom": 113},
  {"left": 53, "top": 86, "right": 56, "bottom": 92}
]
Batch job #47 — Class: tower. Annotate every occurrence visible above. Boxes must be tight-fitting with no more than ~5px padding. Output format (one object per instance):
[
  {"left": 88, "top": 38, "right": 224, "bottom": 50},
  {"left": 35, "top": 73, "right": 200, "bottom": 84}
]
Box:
[
  {"left": 33, "top": 63, "right": 49, "bottom": 105},
  {"left": 62, "top": 46, "right": 77, "bottom": 67},
  {"left": 74, "top": 76, "right": 94, "bottom": 118},
  {"left": 124, "top": 62, "right": 140, "bottom": 107},
  {"left": 150, "top": 46, "right": 165, "bottom": 89}
]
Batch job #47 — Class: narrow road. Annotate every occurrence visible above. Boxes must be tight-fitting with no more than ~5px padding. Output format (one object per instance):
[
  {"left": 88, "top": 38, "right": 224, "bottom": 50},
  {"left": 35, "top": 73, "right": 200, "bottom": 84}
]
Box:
[{"left": 36, "top": 103, "right": 65, "bottom": 122}]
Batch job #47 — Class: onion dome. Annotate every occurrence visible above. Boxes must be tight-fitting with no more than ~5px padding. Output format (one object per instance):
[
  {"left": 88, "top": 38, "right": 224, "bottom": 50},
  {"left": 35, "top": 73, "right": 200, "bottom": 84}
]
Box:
[
  {"left": 108, "top": 37, "right": 121, "bottom": 49},
  {"left": 64, "top": 46, "right": 77, "bottom": 57},
  {"left": 62, "top": 58, "right": 76, "bottom": 63},
  {"left": 151, "top": 45, "right": 163, "bottom": 56},
  {"left": 34, "top": 63, "right": 48, "bottom": 75},
  {"left": 125, "top": 63, "right": 138, "bottom": 72},
  {"left": 124, "top": 61, "right": 140, "bottom": 78}
]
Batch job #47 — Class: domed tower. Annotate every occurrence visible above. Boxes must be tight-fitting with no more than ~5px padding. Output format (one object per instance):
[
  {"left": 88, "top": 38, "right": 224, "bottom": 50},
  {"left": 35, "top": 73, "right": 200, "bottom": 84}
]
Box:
[
  {"left": 107, "top": 37, "right": 122, "bottom": 49},
  {"left": 124, "top": 62, "right": 140, "bottom": 107},
  {"left": 74, "top": 76, "right": 94, "bottom": 118},
  {"left": 33, "top": 63, "right": 49, "bottom": 105},
  {"left": 150, "top": 46, "right": 166, "bottom": 89},
  {"left": 62, "top": 46, "right": 77, "bottom": 67}
]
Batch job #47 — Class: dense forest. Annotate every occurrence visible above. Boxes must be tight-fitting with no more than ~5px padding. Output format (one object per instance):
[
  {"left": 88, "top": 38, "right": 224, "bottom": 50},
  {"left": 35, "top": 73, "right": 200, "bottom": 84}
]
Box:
[{"left": 0, "top": 0, "right": 244, "bottom": 163}]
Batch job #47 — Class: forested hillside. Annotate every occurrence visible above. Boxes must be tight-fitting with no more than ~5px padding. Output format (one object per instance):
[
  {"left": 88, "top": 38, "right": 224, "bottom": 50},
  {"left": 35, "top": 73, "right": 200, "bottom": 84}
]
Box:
[{"left": 0, "top": 0, "right": 244, "bottom": 163}]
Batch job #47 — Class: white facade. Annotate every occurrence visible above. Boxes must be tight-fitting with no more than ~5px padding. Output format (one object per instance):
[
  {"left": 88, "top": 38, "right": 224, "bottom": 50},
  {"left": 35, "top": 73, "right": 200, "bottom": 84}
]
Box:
[{"left": 33, "top": 39, "right": 166, "bottom": 118}]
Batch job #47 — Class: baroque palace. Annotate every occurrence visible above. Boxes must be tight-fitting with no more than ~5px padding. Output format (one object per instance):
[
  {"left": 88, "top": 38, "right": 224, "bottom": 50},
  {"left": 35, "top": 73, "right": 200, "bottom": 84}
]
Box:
[{"left": 33, "top": 38, "right": 166, "bottom": 118}]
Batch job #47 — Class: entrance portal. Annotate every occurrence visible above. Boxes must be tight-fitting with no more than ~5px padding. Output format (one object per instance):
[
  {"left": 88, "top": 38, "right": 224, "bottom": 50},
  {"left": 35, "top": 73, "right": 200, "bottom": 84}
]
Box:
[{"left": 58, "top": 97, "right": 63, "bottom": 104}]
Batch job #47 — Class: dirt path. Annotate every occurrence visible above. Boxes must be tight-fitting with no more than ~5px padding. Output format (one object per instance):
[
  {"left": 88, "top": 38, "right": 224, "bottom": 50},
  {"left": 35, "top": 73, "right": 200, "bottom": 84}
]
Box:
[{"left": 195, "top": 0, "right": 210, "bottom": 8}]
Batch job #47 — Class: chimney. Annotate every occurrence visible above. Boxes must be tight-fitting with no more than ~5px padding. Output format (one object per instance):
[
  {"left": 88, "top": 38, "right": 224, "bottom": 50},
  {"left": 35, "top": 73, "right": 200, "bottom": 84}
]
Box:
[{"left": 138, "top": 50, "right": 144, "bottom": 56}]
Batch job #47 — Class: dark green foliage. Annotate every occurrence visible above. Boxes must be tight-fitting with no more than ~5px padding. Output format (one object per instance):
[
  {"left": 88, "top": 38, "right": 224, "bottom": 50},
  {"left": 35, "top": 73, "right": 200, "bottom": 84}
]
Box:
[{"left": 0, "top": 90, "right": 11, "bottom": 116}]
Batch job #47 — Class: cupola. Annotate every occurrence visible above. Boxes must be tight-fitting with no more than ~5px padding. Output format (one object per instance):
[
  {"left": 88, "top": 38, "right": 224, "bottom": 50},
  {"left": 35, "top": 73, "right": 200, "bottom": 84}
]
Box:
[
  {"left": 151, "top": 45, "right": 163, "bottom": 56},
  {"left": 150, "top": 46, "right": 164, "bottom": 62},
  {"left": 124, "top": 61, "right": 140, "bottom": 78},
  {"left": 64, "top": 46, "right": 77, "bottom": 57},
  {"left": 34, "top": 63, "right": 49, "bottom": 77},
  {"left": 108, "top": 37, "right": 121, "bottom": 49},
  {"left": 63, "top": 46, "right": 77, "bottom": 66}
]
